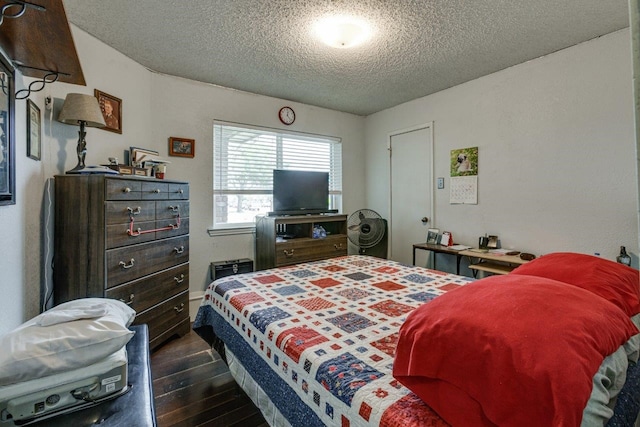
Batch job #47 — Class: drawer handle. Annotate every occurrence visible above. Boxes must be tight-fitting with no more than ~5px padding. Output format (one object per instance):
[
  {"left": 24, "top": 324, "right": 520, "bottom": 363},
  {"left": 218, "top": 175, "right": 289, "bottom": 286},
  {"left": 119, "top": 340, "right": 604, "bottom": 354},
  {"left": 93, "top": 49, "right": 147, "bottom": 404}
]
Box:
[
  {"left": 283, "top": 249, "right": 295, "bottom": 258},
  {"left": 173, "top": 246, "right": 185, "bottom": 254},
  {"left": 177, "top": 189, "right": 184, "bottom": 194},
  {"left": 119, "top": 258, "right": 135, "bottom": 269},
  {"left": 123, "top": 187, "right": 132, "bottom": 193},
  {"left": 334, "top": 244, "right": 343, "bottom": 250},
  {"left": 128, "top": 227, "right": 142, "bottom": 237},
  {"left": 168, "top": 205, "right": 180, "bottom": 213},
  {"left": 174, "top": 274, "right": 185, "bottom": 284},
  {"left": 168, "top": 222, "right": 180, "bottom": 230},
  {"left": 127, "top": 206, "right": 141, "bottom": 215},
  {"left": 153, "top": 188, "right": 161, "bottom": 194},
  {"left": 174, "top": 303, "right": 185, "bottom": 313},
  {"left": 119, "top": 294, "right": 135, "bottom": 305}
]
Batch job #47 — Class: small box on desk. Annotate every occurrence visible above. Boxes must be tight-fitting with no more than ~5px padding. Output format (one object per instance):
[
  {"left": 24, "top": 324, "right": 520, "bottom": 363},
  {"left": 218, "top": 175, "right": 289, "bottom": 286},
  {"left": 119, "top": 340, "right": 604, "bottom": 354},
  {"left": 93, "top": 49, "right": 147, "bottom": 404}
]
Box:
[{"left": 210, "top": 258, "right": 253, "bottom": 281}]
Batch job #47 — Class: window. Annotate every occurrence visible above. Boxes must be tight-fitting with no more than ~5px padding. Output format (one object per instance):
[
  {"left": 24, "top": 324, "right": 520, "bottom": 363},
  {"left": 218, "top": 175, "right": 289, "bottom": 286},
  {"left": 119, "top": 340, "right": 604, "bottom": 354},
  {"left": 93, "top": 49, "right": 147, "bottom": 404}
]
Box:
[{"left": 213, "top": 121, "right": 342, "bottom": 229}]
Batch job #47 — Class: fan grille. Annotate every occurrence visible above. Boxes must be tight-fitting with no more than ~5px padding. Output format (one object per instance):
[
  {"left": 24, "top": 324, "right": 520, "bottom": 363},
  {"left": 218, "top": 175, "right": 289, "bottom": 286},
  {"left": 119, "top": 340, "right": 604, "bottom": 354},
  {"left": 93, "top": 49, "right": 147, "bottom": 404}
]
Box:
[{"left": 347, "top": 209, "right": 385, "bottom": 249}]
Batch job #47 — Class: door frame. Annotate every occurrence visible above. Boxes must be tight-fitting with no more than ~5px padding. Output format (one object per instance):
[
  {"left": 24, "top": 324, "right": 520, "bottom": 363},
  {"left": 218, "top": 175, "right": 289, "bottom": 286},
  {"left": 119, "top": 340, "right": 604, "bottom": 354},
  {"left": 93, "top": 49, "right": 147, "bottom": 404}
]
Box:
[{"left": 388, "top": 122, "right": 435, "bottom": 259}]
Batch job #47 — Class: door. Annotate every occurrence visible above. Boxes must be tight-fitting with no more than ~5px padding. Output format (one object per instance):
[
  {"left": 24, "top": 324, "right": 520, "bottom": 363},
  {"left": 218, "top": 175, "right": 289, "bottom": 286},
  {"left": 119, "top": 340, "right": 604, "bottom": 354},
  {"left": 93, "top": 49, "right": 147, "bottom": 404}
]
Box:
[{"left": 389, "top": 124, "right": 433, "bottom": 265}]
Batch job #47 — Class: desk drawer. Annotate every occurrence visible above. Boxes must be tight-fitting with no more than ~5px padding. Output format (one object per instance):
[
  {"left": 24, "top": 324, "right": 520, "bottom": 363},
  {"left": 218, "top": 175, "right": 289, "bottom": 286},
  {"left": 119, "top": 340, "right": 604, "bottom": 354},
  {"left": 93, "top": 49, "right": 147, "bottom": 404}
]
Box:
[{"left": 106, "top": 235, "right": 189, "bottom": 287}]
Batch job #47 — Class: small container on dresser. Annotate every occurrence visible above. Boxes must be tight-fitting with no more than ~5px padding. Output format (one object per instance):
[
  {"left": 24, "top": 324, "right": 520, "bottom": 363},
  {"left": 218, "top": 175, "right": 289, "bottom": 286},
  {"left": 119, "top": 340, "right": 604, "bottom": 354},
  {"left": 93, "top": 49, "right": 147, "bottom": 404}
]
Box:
[{"left": 53, "top": 175, "right": 190, "bottom": 350}]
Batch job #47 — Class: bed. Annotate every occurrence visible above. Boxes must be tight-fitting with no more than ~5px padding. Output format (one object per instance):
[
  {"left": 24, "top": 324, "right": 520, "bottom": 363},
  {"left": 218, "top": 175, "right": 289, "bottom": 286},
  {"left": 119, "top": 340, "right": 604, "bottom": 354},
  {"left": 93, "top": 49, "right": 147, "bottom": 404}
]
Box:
[{"left": 193, "top": 254, "right": 640, "bottom": 426}]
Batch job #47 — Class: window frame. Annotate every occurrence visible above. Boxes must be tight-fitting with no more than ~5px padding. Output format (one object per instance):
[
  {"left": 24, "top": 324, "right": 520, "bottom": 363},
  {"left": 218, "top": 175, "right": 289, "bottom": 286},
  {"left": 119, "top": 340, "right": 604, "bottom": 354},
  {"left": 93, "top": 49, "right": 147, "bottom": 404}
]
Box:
[{"left": 211, "top": 121, "right": 342, "bottom": 233}]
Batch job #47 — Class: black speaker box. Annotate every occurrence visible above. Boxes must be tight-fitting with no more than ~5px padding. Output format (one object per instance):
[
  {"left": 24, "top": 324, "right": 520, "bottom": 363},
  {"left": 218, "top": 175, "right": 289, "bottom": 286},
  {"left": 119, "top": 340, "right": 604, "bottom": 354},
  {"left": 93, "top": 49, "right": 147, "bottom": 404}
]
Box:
[{"left": 210, "top": 258, "right": 253, "bottom": 281}]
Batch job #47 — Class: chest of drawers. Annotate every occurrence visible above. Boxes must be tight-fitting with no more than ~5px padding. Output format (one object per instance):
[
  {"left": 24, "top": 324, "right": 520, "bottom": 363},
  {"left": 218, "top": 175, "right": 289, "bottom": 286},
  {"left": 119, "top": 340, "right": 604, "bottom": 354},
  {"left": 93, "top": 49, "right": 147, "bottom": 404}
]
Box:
[{"left": 53, "top": 175, "right": 190, "bottom": 350}]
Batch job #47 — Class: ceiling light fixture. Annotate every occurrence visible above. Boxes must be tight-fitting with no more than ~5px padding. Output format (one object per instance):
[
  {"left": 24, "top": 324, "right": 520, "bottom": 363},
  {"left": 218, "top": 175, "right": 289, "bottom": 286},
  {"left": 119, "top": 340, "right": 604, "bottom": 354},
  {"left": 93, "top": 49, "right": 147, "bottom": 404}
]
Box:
[{"left": 314, "top": 15, "right": 372, "bottom": 49}]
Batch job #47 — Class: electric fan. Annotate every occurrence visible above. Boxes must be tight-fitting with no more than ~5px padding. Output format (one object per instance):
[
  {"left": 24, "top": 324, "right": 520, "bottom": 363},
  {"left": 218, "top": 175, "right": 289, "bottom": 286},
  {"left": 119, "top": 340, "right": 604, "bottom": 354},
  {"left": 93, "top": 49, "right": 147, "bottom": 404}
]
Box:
[{"left": 347, "top": 209, "right": 388, "bottom": 258}]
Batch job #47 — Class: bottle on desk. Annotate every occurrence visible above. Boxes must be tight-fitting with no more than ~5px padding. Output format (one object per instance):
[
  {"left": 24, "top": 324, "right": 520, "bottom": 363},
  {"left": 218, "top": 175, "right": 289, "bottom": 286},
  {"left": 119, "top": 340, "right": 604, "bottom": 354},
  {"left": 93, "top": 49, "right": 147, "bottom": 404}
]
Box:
[{"left": 617, "top": 246, "right": 631, "bottom": 266}]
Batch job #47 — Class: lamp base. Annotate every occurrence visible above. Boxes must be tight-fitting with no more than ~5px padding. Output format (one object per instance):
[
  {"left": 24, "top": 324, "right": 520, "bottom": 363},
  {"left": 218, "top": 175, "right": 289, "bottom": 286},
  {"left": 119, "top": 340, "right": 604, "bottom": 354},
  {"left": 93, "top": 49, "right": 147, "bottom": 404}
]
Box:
[{"left": 66, "top": 165, "right": 119, "bottom": 175}]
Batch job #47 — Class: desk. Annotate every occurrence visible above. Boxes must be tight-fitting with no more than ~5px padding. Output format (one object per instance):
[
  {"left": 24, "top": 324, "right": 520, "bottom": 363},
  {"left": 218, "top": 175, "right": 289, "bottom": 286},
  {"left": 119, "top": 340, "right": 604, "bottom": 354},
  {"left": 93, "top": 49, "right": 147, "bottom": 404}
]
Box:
[
  {"left": 413, "top": 243, "right": 465, "bottom": 275},
  {"left": 459, "top": 250, "right": 529, "bottom": 276}
]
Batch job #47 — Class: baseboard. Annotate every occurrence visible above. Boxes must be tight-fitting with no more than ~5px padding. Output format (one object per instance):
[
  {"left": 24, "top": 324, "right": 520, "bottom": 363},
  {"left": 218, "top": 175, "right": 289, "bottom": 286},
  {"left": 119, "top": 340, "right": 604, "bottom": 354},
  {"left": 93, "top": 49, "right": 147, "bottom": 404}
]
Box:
[{"left": 189, "top": 291, "right": 205, "bottom": 322}]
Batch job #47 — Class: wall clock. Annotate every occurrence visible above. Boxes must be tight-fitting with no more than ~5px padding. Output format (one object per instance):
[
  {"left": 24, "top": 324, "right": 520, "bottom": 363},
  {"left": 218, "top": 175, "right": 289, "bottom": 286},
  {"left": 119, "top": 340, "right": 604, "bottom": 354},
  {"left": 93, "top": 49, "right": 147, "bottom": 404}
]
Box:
[{"left": 278, "top": 106, "right": 295, "bottom": 125}]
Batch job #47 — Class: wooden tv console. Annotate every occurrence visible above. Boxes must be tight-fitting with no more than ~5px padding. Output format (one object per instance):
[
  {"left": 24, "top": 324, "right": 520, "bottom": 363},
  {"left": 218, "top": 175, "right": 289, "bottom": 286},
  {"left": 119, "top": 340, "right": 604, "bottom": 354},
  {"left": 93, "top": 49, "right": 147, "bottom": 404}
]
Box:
[{"left": 255, "top": 214, "right": 348, "bottom": 270}]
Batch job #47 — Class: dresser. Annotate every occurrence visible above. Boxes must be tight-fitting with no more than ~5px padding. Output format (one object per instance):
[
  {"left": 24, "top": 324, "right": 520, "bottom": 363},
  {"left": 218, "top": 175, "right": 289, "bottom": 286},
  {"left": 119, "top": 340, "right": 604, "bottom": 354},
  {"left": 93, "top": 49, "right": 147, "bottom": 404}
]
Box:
[
  {"left": 255, "top": 214, "right": 347, "bottom": 270},
  {"left": 53, "top": 175, "right": 190, "bottom": 350}
]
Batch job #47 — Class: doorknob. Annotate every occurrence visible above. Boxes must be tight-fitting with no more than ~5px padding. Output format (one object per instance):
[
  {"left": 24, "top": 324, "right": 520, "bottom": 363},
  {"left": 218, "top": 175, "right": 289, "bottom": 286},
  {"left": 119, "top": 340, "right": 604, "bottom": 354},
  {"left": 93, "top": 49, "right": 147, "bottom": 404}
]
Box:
[{"left": 421, "top": 217, "right": 429, "bottom": 224}]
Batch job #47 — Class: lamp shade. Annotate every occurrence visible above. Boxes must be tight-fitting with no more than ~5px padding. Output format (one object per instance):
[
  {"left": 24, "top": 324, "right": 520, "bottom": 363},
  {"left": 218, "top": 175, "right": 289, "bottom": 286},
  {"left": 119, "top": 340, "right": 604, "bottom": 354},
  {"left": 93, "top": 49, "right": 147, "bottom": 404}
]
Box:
[{"left": 58, "top": 93, "right": 106, "bottom": 128}]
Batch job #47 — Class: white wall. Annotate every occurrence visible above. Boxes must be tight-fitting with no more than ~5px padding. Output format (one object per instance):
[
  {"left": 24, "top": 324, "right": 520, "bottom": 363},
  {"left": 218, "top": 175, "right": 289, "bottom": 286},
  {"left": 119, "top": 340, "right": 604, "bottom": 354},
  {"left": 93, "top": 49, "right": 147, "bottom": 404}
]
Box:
[
  {"left": 149, "top": 73, "right": 366, "bottom": 293},
  {"left": 365, "top": 29, "right": 639, "bottom": 272},
  {"left": 0, "top": 25, "right": 365, "bottom": 335},
  {"left": 1, "top": 24, "right": 638, "bottom": 335}
]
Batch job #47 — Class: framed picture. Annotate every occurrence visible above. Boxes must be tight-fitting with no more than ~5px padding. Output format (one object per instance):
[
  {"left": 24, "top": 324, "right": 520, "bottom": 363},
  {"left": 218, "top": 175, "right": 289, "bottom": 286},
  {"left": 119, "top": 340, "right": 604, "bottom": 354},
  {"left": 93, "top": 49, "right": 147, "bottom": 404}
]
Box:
[
  {"left": 169, "top": 137, "right": 195, "bottom": 158},
  {"left": 426, "top": 228, "right": 440, "bottom": 244},
  {"left": 94, "top": 89, "right": 122, "bottom": 134},
  {"left": 26, "top": 99, "right": 40, "bottom": 161},
  {"left": 0, "top": 56, "right": 15, "bottom": 206}
]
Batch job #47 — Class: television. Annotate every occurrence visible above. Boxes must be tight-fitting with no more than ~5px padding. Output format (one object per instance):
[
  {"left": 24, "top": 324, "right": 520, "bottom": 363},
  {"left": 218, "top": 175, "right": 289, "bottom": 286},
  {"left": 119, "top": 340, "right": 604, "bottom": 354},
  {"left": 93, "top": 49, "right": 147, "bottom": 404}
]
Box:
[{"left": 271, "top": 169, "right": 335, "bottom": 215}]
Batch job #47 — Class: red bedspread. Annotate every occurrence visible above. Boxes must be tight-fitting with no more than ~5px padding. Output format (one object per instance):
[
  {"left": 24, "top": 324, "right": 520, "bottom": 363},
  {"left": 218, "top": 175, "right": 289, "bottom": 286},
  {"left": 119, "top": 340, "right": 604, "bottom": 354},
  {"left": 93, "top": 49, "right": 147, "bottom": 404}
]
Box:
[{"left": 393, "top": 274, "right": 639, "bottom": 426}]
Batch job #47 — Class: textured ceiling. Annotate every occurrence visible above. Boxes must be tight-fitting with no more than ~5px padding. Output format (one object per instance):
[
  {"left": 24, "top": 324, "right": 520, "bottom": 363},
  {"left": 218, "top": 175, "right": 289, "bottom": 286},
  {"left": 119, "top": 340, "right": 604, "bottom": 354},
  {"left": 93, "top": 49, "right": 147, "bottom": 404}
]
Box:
[{"left": 62, "top": 0, "right": 629, "bottom": 116}]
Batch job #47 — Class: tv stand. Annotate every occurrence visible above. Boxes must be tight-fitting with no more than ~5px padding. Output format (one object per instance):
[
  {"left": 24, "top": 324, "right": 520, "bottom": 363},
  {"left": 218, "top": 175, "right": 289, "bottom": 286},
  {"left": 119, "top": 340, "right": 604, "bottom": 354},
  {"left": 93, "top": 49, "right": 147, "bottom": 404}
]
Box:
[{"left": 255, "top": 214, "right": 348, "bottom": 270}]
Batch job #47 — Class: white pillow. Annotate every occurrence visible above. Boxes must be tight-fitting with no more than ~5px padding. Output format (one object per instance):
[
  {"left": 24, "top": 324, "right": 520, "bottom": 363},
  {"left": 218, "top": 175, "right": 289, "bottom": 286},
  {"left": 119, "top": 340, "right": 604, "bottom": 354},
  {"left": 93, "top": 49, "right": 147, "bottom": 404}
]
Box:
[
  {"left": 40, "top": 298, "right": 136, "bottom": 327},
  {"left": 0, "top": 299, "right": 136, "bottom": 386}
]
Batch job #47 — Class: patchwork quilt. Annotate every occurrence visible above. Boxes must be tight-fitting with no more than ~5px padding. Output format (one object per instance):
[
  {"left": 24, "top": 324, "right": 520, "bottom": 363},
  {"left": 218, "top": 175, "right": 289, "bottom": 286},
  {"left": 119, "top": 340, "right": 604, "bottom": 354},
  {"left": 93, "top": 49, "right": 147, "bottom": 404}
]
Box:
[{"left": 193, "top": 255, "right": 473, "bottom": 427}]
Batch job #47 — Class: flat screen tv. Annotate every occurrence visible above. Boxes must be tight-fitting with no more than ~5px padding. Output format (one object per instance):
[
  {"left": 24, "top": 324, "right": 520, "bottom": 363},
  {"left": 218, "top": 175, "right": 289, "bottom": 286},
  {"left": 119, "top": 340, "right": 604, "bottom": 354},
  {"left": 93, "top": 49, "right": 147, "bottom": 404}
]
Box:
[{"left": 271, "top": 169, "right": 334, "bottom": 215}]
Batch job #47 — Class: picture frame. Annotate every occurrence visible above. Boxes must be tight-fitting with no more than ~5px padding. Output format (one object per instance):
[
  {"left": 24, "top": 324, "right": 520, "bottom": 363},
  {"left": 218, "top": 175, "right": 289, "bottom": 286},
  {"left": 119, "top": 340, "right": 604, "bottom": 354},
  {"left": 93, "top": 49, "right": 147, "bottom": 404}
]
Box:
[
  {"left": 129, "top": 146, "right": 159, "bottom": 167},
  {"left": 94, "top": 89, "right": 122, "bottom": 134},
  {"left": 426, "top": 228, "right": 440, "bottom": 244},
  {"left": 169, "top": 137, "right": 195, "bottom": 158},
  {"left": 26, "top": 99, "right": 40, "bottom": 161},
  {"left": 0, "top": 56, "right": 15, "bottom": 206}
]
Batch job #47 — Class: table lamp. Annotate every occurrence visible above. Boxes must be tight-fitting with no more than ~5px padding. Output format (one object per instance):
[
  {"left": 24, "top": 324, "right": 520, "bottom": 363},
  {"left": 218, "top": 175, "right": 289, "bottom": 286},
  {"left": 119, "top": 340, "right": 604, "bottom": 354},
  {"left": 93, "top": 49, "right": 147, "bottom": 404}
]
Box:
[{"left": 58, "top": 93, "right": 106, "bottom": 174}]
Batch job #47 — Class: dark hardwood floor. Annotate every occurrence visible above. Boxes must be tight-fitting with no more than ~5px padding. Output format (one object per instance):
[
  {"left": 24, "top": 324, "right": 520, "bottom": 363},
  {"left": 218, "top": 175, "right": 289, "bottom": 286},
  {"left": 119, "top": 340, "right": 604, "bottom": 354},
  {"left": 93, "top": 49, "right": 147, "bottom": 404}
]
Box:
[{"left": 151, "top": 329, "right": 268, "bottom": 427}]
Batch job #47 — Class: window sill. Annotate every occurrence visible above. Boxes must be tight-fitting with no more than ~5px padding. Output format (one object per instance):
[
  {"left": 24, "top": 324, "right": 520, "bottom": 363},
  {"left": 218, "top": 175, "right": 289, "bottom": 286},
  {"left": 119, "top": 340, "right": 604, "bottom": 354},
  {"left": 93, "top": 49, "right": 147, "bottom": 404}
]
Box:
[{"left": 207, "top": 226, "right": 255, "bottom": 237}]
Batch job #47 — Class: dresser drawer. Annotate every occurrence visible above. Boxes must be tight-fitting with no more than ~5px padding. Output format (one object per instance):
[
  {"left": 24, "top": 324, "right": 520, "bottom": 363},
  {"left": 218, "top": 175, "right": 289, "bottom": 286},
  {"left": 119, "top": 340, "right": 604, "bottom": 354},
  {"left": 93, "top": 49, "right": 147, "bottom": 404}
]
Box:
[
  {"left": 105, "top": 201, "right": 155, "bottom": 224},
  {"left": 275, "top": 236, "right": 347, "bottom": 266},
  {"left": 106, "top": 235, "right": 190, "bottom": 287},
  {"left": 105, "top": 263, "right": 189, "bottom": 312},
  {"left": 155, "top": 217, "right": 189, "bottom": 239},
  {"left": 156, "top": 200, "right": 189, "bottom": 219},
  {"left": 168, "top": 183, "right": 189, "bottom": 200},
  {"left": 106, "top": 179, "right": 142, "bottom": 200},
  {"left": 134, "top": 290, "right": 189, "bottom": 343},
  {"left": 107, "top": 220, "right": 157, "bottom": 249},
  {"left": 141, "top": 181, "right": 169, "bottom": 200}
]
